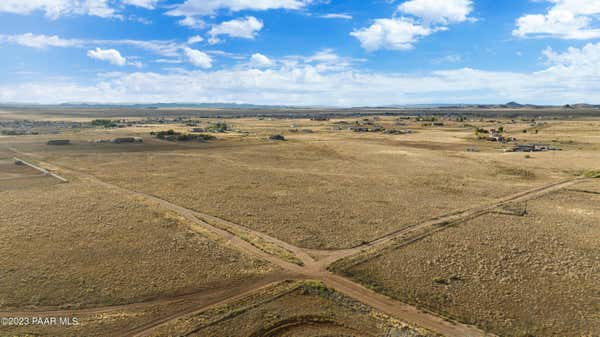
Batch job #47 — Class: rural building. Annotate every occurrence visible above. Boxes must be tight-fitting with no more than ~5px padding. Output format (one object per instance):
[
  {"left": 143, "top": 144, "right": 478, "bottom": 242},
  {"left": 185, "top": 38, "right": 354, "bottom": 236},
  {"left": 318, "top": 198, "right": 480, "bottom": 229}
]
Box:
[
  {"left": 111, "top": 137, "right": 143, "bottom": 143},
  {"left": 269, "top": 134, "right": 286, "bottom": 141},
  {"left": 509, "top": 144, "right": 561, "bottom": 152},
  {"left": 47, "top": 139, "right": 70, "bottom": 145}
]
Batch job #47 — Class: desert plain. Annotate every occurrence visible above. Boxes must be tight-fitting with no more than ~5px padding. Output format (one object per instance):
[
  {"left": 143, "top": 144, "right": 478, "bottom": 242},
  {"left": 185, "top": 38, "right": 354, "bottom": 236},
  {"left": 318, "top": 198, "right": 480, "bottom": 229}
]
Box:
[{"left": 1, "top": 106, "right": 599, "bottom": 337}]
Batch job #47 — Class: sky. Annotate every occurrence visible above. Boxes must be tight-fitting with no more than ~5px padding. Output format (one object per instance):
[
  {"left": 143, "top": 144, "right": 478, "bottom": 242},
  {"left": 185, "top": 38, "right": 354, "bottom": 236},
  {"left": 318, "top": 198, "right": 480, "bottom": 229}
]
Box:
[{"left": 1, "top": 0, "right": 600, "bottom": 106}]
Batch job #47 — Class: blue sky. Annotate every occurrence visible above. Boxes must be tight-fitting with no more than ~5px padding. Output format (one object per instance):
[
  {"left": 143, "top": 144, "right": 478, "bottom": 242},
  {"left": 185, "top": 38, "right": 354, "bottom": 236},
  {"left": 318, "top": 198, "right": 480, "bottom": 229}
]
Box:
[{"left": 1, "top": 0, "right": 600, "bottom": 106}]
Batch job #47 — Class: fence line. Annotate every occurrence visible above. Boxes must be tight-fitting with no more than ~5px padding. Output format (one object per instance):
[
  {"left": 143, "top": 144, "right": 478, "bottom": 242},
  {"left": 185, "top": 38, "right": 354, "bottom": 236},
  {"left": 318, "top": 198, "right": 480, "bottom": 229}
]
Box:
[{"left": 13, "top": 157, "right": 68, "bottom": 183}]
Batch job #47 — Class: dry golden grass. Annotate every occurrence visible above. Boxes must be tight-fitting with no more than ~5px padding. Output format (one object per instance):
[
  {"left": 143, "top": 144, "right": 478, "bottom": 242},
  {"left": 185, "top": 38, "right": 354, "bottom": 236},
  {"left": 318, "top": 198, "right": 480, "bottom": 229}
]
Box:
[
  {"left": 340, "top": 187, "right": 600, "bottom": 337},
  {"left": 0, "top": 178, "right": 275, "bottom": 308},
  {"left": 24, "top": 118, "right": 578, "bottom": 250},
  {"left": 151, "top": 280, "right": 435, "bottom": 337},
  {"left": 2, "top": 113, "right": 600, "bottom": 336}
]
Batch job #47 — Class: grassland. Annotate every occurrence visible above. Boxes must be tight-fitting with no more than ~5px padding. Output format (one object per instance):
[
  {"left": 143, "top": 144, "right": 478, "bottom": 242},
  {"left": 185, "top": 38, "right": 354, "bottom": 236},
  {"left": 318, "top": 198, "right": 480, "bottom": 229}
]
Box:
[
  {"left": 2, "top": 108, "right": 600, "bottom": 337},
  {"left": 149, "top": 280, "right": 436, "bottom": 337},
  {"left": 13, "top": 117, "right": 589, "bottom": 250},
  {"left": 0, "top": 176, "right": 275, "bottom": 308},
  {"left": 339, "top": 188, "right": 600, "bottom": 336}
]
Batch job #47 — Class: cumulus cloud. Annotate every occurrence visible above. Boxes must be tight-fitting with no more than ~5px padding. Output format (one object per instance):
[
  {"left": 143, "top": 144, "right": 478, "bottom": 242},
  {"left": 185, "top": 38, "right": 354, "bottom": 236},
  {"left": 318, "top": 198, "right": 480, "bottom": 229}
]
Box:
[
  {"left": 351, "top": 18, "right": 434, "bottom": 51},
  {"left": 6, "top": 44, "right": 600, "bottom": 106},
  {"left": 352, "top": 0, "right": 474, "bottom": 51},
  {"left": 178, "top": 16, "right": 206, "bottom": 29},
  {"left": 208, "top": 16, "right": 263, "bottom": 44},
  {"left": 187, "top": 35, "right": 204, "bottom": 44},
  {"left": 0, "top": 0, "right": 118, "bottom": 19},
  {"left": 0, "top": 67, "right": 564, "bottom": 106},
  {"left": 250, "top": 53, "right": 273, "bottom": 67},
  {"left": 514, "top": 0, "right": 600, "bottom": 39},
  {"left": 184, "top": 47, "right": 213, "bottom": 68},
  {"left": 542, "top": 42, "right": 600, "bottom": 75},
  {"left": 398, "top": 0, "right": 474, "bottom": 24},
  {"left": 87, "top": 48, "right": 128, "bottom": 66},
  {"left": 167, "top": 0, "right": 311, "bottom": 17}
]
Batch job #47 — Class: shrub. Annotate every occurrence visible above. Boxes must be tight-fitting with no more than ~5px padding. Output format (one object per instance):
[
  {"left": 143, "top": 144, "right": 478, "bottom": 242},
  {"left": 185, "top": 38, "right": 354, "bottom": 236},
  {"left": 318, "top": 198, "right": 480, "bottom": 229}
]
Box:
[
  {"left": 153, "top": 130, "right": 178, "bottom": 139},
  {"left": 206, "top": 122, "right": 229, "bottom": 133},
  {"left": 152, "top": 129, "right": 216, "bottom": 142},
  {"left": 433, "top": 277, "right": 450, "bottom": 285},
  {"left": 582, "top": 170, "right": 600, "bottom": 178},
  {"left": 91, "top": 119, "right": 118, "bottom": 128}
]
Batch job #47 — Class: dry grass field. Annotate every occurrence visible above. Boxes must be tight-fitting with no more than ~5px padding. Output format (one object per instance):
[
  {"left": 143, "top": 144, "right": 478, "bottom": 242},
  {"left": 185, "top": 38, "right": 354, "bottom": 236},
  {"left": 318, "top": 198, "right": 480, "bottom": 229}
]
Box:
[
  {"left": 340, "top": 187, "right": 600, "bottom": 337},
  {"left": 1, "top": 109, "right": 599, "bottom": 337},
  {"left": 11, "top": 116, "right": 593, "bottom": 250},
  {"left": 149, "top": 280, "right": 436, "bottom": 337},
  {"left": 0, "top": 175, "right": 275, "bottom": 308}
]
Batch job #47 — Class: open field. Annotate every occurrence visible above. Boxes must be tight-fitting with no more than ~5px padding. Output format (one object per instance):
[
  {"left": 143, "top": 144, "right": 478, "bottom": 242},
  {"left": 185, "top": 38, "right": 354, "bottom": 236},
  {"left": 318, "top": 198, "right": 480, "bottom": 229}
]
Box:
[
  {"left": 1, "top": 107, "right": 599, "bottom": 336},
  {"left": 0, "top": 173, "right": 275, "bottom": 308},
  {"left": 7, "top": 116, "right": 598, "bottom": 249},
  {"left": 147, "top": 280, "right": 436, "bottom": 337},
  {"left": 339, "top": 187, "right": 600, "bottom": 336}
]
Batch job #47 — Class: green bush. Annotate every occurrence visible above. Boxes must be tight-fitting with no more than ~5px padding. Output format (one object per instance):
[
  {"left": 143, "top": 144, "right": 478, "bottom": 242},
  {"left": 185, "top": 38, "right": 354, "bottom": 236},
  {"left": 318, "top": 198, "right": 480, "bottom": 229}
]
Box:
[
  {"left": 152, "top": 129, "right": 215, "bottom": 142},
  {"left": 91, "top": 119, "right": 118, "bottom": 128},
  {"left": 206, "top": 122, "right": 229, "bottom": 133},
  {"left": 582, "top": 170, "right": 600, "bottom": 178}
]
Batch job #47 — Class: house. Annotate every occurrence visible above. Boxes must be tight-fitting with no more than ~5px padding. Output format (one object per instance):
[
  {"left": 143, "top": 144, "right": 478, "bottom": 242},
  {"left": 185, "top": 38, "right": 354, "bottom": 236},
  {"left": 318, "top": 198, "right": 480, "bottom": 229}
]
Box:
[
  {"left": 111, "top": 137, "right": 143, "bottom": 143},
  {"left": 47, "top": 139, "right": 70, "bottom": 145},
  {"left": 509, "top": 144, "right": 561, "bottom": 152}
]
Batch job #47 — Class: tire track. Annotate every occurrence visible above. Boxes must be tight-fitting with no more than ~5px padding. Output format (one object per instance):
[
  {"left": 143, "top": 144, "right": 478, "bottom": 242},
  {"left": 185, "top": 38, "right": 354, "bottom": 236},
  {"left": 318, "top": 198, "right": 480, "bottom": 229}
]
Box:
[{"left": 5, "top": 147, "right": 587, "bottom": 337}]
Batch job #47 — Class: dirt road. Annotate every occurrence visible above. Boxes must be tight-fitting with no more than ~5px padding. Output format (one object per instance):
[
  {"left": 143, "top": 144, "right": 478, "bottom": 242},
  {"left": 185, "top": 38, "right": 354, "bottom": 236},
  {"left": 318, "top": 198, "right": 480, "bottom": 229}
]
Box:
[{"left": 5, "top": 147, "right": 587, "bottom": 337}]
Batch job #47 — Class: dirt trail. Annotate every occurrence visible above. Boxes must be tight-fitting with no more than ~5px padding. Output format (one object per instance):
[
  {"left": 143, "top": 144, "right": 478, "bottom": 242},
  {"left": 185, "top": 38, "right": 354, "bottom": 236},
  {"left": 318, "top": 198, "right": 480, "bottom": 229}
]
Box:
[
  {"left": 309, "top": 176, "right": 585, "bottom": 267},
  {"left": 0, "top": 274, "right": 296, "bottom": 317},
  {"left": 121, "top": 279, "right": 302, "bottom": 337},
  {"left": 5, "top": 147, "right": 587, "bottom": 337},
  {"left": 321, "top": 273, "right": 493, "bottom": 337},
  {"left": 192, "top": 211, "right": 317, "bottom": 268}
]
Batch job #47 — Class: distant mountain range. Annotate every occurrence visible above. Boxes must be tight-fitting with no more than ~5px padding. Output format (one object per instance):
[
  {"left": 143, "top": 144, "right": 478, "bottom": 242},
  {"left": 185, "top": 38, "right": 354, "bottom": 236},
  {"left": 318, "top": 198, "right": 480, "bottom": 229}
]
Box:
[{"left": 0, "top": 102, "right": 599, "bottom": 109}]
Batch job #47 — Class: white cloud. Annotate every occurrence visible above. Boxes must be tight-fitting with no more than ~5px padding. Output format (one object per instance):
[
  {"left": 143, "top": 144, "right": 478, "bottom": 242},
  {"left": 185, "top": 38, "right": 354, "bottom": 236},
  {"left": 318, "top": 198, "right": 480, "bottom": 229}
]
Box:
[
  {"left": 3, "top": 48, "right": 600, "bottom": 106},
  {"left": 184, "top": 47, "right": 213, "bottom": 68},
  {"left": 178, "top": 16, "right": 206, "bottom": 29},
  {"left": 104, "top": 40, "right": 182, "bottom": 57},
  {"left": 398, "top": 0, "right": 474, "bottom": 24},
  {"left": 5, "top": 43, "right": 600, "bottom": 106},
  {"left": 351, "top": 18, "right": 434, "bottom": 51},
  {"left": 187, "top": 35, "right": 204, "bottom": 44},
  {"left": 87, "top": 48, "right": 128, "bottom": 66},
  {"left": 264, "top": 49, "right": 361, "bottom": 72},
  {"left": 542, "top": 42, "right": 600, "bottom": 75},
  {"left": 167, "top": 0, "right": 311, "bottom": 17},
  {"left": 250, "top": 53, "right": 273, "bottom": 67},
  {"left": 0, "top": 33, "right": 80, "bottom": 48},
  {"left": 514, "top": 0, "right": 600, "bottom": 39},
  {"left": 155, "top": 58, "right": 183, "bottom": 64},
  {"left": 0, "top": 33, "right": 184, "bottom": 58},
  {"left": 123, "top": 0, "right": 159, "bottom": 10},
  {"left": 352, "top": 0, "right": 473, "bottom": 51},
  {"left": 208, "top": 16, "right": 264, "bottom": 44},
  {"left": 0, "top": 0, "right": 118, "bottom": 19},
  {"left": 320, "top": 13, "right": 352, "bottom": 19}
]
